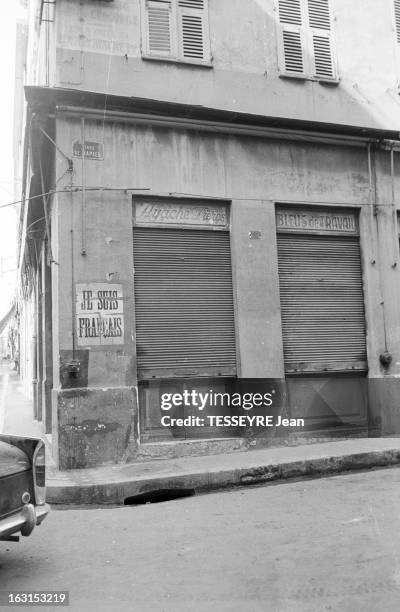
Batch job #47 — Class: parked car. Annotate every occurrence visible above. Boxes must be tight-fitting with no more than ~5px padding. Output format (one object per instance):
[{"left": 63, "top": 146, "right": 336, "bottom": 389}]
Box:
[{"left": 0, "top": 434, "right": 50, "bottom": 542}]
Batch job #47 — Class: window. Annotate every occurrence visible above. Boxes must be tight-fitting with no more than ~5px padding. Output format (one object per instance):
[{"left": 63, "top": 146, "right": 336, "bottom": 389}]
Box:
[
  {"left": 141, "top": 0, "right": 211, "bottom": 65},
  {"left": 277, "top": 0, "right": 338, "bottom": 81},
  {"left": 394, "top": 0, "right": 400, "bottom": 44}
]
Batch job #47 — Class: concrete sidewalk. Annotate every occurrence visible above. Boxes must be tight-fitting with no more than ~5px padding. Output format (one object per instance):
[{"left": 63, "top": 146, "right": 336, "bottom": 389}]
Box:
[
  {"left": 46, "top": 437, "right": 400, "bottom": 505},
  {"left": 2, "top": 368, "right": 46, "bottom": 441},
  {"left": 2, "top": 367, "right": 400, "bottom": 505}
]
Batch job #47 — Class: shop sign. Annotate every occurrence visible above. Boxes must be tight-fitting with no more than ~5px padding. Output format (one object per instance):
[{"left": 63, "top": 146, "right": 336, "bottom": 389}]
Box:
[
  {"left": 76, "top": 283, "right": 124, "bottom": 346},
  {"left": 73, "top": 140, "right": 104, "bottom": 160},
  {"left": 276, "top": 207, "right": 358, "bottom": 235},
  {"left": 134, "top": 201, "right": 228, "bottom": 228}
]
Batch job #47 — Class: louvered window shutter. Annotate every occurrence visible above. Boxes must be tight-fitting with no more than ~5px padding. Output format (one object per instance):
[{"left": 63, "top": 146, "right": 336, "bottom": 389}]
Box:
[
  {"left": 145, "top": 0, "right": 174, "bottom": 57},
  {"left": 394, "top": 0, "right": 400, "bottom": 43},
  {"left": 177, "top": 0, "right": 210, "bottom": 62},
  {"left": 307, "top": 0, "right": 336, "bottom": 80},
  {"left": 278, "top": 0, "right": 306, "bottom": 75}
]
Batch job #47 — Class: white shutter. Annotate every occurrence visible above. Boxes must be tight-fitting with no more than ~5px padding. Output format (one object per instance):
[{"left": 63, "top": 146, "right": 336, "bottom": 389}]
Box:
[
  {"left": 278, "top": 0, "right": 302, "bottom": 24},
  {"left": 145, "top": 0, "right": 174, "bottom": 57},
  {"left": 307, "top": 0, "right": 336, "bottom": 80},
  {"left": 282, "top": 29, "right": 305, "bottom": 73},
  {"left": 178, "top": 0, "right": 210, "bottom": 62},
  {"left": 307, "top": 0, "right": 330, "bottom": 29},
  {"left": 312, "top": 34, "right": 334, "bottom": 79},
  {"left": 394, "top": 0, "right": 400, "bottom": 43},
  {"left": 278, "top": 0, "right": 305, "bottom": 75}
]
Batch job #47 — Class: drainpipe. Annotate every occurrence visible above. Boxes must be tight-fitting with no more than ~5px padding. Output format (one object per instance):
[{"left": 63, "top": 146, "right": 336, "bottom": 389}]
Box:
[
  {"left": 32, "top": 274, "right": 38, "bottom": 419},
  {"left": 80, "top": 116, "right": 87, "bottom": 256},
  {"left": 390, "top": 144, "right": 398, "bottom": 267},
  {"left": 70, "top": 170, "right": 76, "bottom": 361}
]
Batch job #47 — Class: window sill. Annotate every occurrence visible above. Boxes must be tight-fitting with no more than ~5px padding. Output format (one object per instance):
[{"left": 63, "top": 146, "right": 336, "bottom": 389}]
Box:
[
  {"left": 142, "top": 54, "right": 213, "bottom": 68},
  {"left": 278, "top": 72, "right": 340, "bottom": 85}
]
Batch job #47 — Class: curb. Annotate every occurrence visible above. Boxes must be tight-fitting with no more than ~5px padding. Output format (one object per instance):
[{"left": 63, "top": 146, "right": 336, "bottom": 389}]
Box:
[{"left": 46, "top": 448, "right": 400, "bottom": 505}]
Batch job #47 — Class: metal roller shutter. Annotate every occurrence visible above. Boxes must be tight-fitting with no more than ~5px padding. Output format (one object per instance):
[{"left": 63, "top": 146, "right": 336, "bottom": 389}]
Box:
[
  {"left": 277, "top": 233, "right": 367, "bottom": 373},
  {"left": 133, "top": 227, "right": 237, "bottom": 379}
]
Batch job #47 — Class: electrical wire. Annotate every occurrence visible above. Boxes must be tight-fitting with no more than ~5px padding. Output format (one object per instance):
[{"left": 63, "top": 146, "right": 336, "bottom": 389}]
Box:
[{"left": 0, "top": 186, "right": 151, "bottom": 210}]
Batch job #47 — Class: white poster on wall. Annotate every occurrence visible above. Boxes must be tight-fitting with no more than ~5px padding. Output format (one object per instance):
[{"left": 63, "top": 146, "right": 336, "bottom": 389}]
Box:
[{"left": 75, "top": 283, "right": 124, "bottom": 346}]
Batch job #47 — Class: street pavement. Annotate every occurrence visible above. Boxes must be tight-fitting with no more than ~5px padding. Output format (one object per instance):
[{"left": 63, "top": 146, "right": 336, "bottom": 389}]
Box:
[{"left": 1, "top": 467, "right": 400, "bottom": 612}]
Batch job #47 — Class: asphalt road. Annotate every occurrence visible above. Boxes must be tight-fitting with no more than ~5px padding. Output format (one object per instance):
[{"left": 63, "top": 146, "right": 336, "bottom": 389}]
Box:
[{"left": 1, "top": 467, "right": 400, "bottom": 612}]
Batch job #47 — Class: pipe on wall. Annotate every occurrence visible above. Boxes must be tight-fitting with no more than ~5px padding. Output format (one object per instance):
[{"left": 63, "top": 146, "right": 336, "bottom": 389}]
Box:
[
  {"left": 56, "top": 105, "right": 381, "bottom": 149},
  {"left": 80, "top": 115, "right": 87, "bottom": 256},
  {"left": 390, "top": 145, "right": 399, "bottom": 267}
]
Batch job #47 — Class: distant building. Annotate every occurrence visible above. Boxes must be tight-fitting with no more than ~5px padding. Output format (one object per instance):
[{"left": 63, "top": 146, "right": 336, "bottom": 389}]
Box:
[
  {"left": 0, "top": 304, "right": 17, "bottom": 362},
  {"left": 14, "top": 0, "right": 400, "bottom": 469}
]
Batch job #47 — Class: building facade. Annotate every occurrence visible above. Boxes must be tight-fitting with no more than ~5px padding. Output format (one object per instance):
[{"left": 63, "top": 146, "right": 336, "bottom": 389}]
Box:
[{"left": 15, "top": 0, "right": 400, "bottom": 469}]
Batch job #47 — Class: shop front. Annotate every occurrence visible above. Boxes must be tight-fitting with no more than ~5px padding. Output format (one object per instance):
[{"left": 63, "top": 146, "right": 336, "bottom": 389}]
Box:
[
  {"left": 132, "top": 197, "right": 239, "bottom": 441},
  {"left": 276, "top": 205, "right": 368, "bottom": 434}
]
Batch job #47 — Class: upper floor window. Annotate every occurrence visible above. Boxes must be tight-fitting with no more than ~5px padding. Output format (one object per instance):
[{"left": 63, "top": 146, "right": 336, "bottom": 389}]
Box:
[
  {"left": 277, "top": 0, "right": 338, "bottom": 81},
  {"left": 394, "top": 0, "right": 400, "bottom": 43},
  {"left": 141, "top": 0, "right": 211, "bottom": 65}
]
